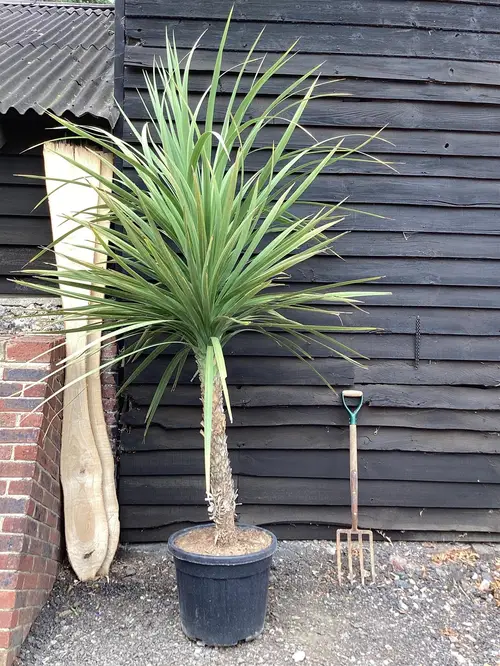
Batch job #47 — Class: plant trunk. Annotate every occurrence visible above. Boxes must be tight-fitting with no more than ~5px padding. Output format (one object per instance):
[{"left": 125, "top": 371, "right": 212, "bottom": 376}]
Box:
[{"left": 199, "top": 363, "right": 237, "bottom": 547}]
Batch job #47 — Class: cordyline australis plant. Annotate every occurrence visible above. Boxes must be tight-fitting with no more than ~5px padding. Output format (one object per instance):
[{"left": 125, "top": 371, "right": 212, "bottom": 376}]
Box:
[{"left": 19, "top": 15, "right": 390, "bottom": 547}]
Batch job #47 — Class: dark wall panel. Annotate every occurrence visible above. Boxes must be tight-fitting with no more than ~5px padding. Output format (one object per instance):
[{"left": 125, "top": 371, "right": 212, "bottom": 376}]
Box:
[
  {"left": 0, "top": 113, "right": 52, "bottom": 290},
  {"left": 119, "top": 0, "right": 500, "bottom": 541}
]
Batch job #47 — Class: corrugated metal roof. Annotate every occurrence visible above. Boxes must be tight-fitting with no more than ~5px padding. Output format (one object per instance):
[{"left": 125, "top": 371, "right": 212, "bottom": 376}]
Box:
[{"left": 0, "top": 2, "right": 117, "bottom": 125}]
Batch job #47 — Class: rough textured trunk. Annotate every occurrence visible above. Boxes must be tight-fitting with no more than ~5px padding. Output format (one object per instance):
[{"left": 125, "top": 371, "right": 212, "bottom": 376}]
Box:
[{"left": 199, "top": 363, "right": 237, "bottom": 547}]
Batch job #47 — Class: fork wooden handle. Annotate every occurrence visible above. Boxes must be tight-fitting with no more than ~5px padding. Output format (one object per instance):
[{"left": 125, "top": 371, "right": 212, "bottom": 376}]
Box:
[{"left": 349, "top": 423, "right": 359, "bottom": 531}]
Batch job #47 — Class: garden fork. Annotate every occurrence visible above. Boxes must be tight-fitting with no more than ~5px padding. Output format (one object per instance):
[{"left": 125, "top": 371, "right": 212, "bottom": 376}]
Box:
[{"left": 336, "top": 389, "right": 376, "bottom": 585}]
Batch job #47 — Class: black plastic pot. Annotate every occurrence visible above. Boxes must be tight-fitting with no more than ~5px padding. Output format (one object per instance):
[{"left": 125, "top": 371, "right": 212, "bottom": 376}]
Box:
[{"left": 168, "top": 523, "right": 277, "bottom": 646}]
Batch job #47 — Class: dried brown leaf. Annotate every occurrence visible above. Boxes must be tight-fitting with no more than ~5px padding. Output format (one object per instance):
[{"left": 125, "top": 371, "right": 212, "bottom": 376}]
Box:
[{"left": 431, "top": 547, "right": 479, "bottom": 566}]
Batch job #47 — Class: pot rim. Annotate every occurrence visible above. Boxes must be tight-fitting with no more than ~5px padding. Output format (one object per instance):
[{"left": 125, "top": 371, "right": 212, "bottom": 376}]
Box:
[{"left": 168, "top": 523, "right": 277, "bottom": 566}]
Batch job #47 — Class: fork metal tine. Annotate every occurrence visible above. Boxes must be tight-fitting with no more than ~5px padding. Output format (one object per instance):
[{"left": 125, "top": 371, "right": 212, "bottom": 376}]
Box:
[
  {"left": 335, "top": 529, "right": 375, "bottom": 586},
  {"left": 346, "top": 532, "right": 353, "bottom": 582},
  {"left": 369, "top": 530, "right": 376, "bottom": 582},
  {"left": 358, "top": 532, "right": 365, "bottom": 585},
  {"left": 336, "top": 530, "right": 342, "bottom": 585}
]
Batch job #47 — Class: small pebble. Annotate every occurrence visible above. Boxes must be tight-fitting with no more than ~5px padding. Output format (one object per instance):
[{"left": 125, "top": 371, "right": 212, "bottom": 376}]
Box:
[
  {"left": 390, "top": 555, "right": 407, "bottom": 571},
  {"left": 292, "top": 650, "right": 306, "bottom": 662},
  {"left": 478, "top": 579, "right": 492, "bottom": 592}
]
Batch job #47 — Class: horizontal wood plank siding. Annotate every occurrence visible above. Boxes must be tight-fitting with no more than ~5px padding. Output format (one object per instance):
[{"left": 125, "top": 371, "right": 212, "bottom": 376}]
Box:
[
  {"left": 120, "top": 0, "right": 500, "bottom": 541},
  {"left": 0, "top": 121, "right": 50, "bottom": 290},
  {"left": 0, "top": 112, "right": 112, "bottom": 293}
]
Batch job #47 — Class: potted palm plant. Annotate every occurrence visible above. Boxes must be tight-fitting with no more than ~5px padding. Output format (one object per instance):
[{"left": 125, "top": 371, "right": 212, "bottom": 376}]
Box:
[{"left": 21, "top": 15, "right": 389, "bottom": 646}]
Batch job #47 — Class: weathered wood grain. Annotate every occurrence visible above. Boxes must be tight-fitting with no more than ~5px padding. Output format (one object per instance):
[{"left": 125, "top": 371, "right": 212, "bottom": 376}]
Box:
[
  {"left": 125, "top": 332, "right": 500, "bottom": 365},
  {"left": 0, "top": 246, "right": 49, "bottom": 274},
  {"left": 0, "top": 217, "right": 51, "bottom": 245},
  {"left": 127, "top": 150, "right": 500, "bottom": 179},
  {"left": 0, "top": 155, "right": 45, "bottom": 185},
  {"left": 243, "top": 153, "right": 500, "bottom": 180},
  {"left": 280, "top": 284, "right": 500, "bottom": 309},
  {"left": 126, "top": 0, "right": 500, "bottom": 34},
  {"left": 120, "top": 505, "right": 500, "bottom": 533},
  {"left": 126, "top": 384, "right": 500, "bottom": 411},
  {"left": 338, "top": 286, "right": 500, "bottom": 308},
  {"left": 126, "top": 70, "right": 500, "bottom": 106},
  {"left": 125, "top": 48, "right": 500, "bottom": 87},
  {"left": 119, "top": 449, "right": 500, "bottom": 483},
  {"left": 126, "top": 93, "right": 500, "bottom": 133},
  {"left": 327, "top": 233, "right": 500, "bottom": 259},
  {"left": 123, "top": 120, "right": 500, "bottom": 157},
  {"left": 222, "top": 332, "right": 500, "bottom": 361},
  {"left": 0, "top": 279, "right": 37, "bottom": 295},
  {"left": 1, "top": 185, "right": 49, "bottom": 217},
  {"left": 238, "top": 477, "right": 500, "bottom": 508},
  {"left": 120, "top": 425, "right": 500, "bottom": 454},
  {"left": 285, "top": 257, "right": 500, "bottom": 286},
  {"left": 122, "top": 405, "right": 500, "bottom": 431},
  {"left": 123, "top": 358, "right": 500, "bottom": 387},
  {"left": 127, "top": 19, "right": 500, "bottom": 62},
  {"left": 302, "top": 175, "right": 500, "bottom": 206},
  {"left": 353, "top": 360, "right": 500, "bottom": 386},
  {"left": 125, "top": 304, "right": 498, "bottom": 340},
  {"left": 335, "top": 206, "right": 500, "bottom": 235},
  {"left": 119, "top": 475, "right": 500, "bottom": 508},
  {"left": 120, "top": 524, "right": 500, "bottom": 542}
]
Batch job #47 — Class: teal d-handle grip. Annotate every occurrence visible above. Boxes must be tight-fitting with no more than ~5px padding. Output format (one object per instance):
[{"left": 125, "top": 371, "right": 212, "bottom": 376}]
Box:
[{"left": 342, "top": 389, "right": 363, "bottom": 425}]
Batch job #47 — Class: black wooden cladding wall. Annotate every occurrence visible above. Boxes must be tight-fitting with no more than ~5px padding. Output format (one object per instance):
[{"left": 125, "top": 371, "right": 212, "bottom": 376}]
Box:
[
  {"left": 0, "top": 111, "right": 111, "bottom": 293},
  {"left": 0, "top": 112, "right": 52, "bottom": 293},
  {"left": 119, "top": 0, "right": 500, "bottom": 542}
]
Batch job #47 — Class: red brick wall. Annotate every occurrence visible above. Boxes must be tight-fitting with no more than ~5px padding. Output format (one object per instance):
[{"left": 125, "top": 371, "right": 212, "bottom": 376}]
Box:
[{"left": 0, "top": 336, "right": 64, "bottom": 666}]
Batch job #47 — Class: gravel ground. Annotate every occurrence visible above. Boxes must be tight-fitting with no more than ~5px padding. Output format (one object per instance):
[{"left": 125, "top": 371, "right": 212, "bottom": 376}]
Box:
[{"left": 18, "top": 541, "right": 499, "bottom": 666}]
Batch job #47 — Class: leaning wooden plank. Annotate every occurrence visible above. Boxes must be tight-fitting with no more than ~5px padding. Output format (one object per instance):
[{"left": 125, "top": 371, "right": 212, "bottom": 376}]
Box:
[
  {"left": 86, "top": 153, "right": 120, "bottom": 578},
  {"left": 44, "top": 142, "right": 108, "bottom": 581},
  {"left": 120, "top": 425, "right": 500, "bottom": 454}
]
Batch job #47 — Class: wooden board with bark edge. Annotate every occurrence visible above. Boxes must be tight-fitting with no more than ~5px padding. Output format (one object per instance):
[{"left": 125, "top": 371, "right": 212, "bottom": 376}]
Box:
[
  {"left": 86, "top": 154, "right": 120, "bottom": 577},
  {"left": 44, "top": 142, "right": 108, "bottom": 581}
]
